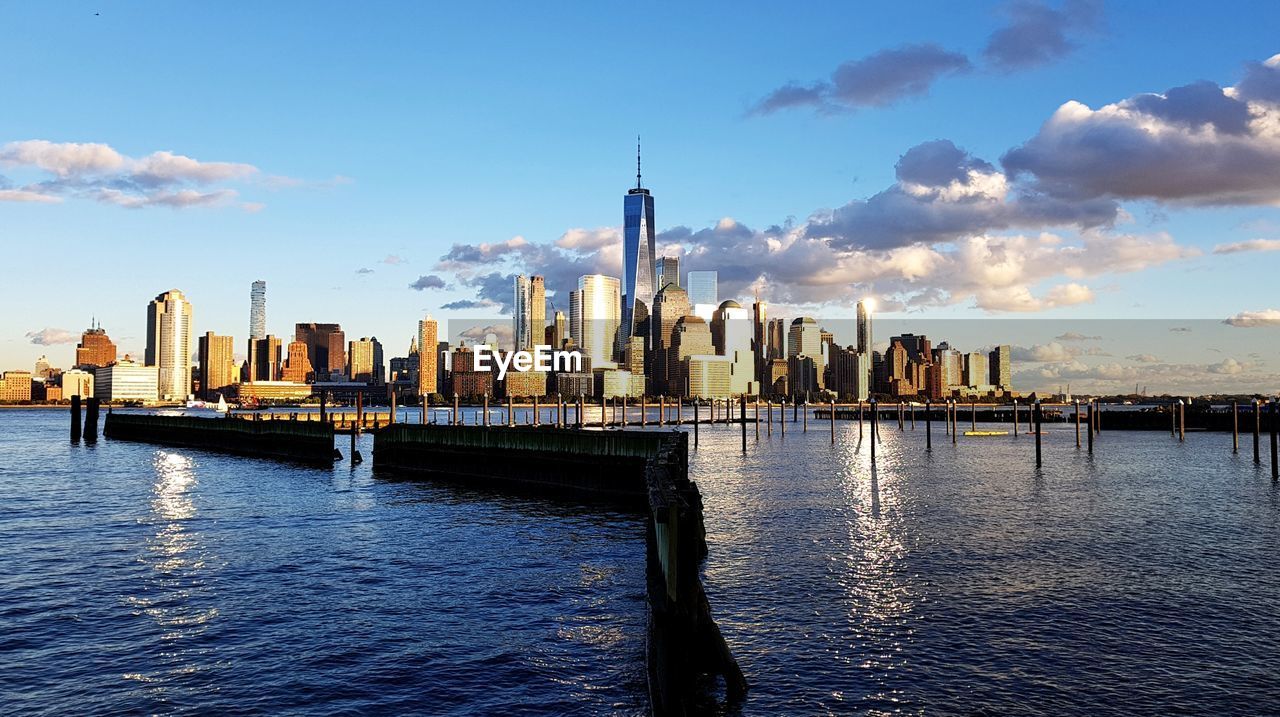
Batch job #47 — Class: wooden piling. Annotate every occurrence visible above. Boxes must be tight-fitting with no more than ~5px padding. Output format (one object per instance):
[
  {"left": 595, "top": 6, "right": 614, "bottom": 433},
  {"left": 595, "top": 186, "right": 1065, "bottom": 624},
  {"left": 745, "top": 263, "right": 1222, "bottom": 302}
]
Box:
[
  {"left": 693, "top": 398, "right": 699, "bottom": 449},
  {"left": 951, "top": 400, "right": 956, "bottom": 445},
  {"left": 870, "top": 399, "right": 878, "bottom": 464},
  {"left": 755, "top": 400, "right": 760, "bottom": 441},
  {"left": 533, "top": 395, "right": 539, "bottom": 427},
  {"left": 621, "top": 395, "right": 627, "bottom": 427},
  {"left": 70, "top": 394, "right": 81, "bottom": 442},
  {"left": 792, "top": 400, "right": 798, "bottom": 425},
  {"left": 781, "top": 400, "right": 786, "bottom": 437},
  {"left": 1075, "top": 399, "right": 1081, "bottom": 449},
  {"left": 1087, "top": 401, "right": 1094, "bottom": 454},
  {"left": 971, "top": 400, "right": 977, "bottom": 433},
  {"left": 676, "top": 397, "right": 682, "bottom": 426},
  {"left": 1249, "top": 398, "right": 1262, "bottom": 457},
  {"left": 1034, "top": 400, "right": 1042, "bottom": 468},
  {"left": 641, "top": 396, "right": 647, "bottom": 427},
  {"left": 857, "top": 401, "right": 862, "bottom": 439},
  {"left": 1270, "top": 399, "right": 1278, "bottom": 480},
  {"left": 389, "top": 390, "right": 397, "bottom": 425},
  {"left": 453, "top": 394, "right": 460, "bottom": 426},
  {"left": 830, "top": 399, "right": 836, "bottom": 444},
  {"left": 483, "top": 394, "right": 490, "bottom": 427},
  {"left": 319, "top": 390, "right": 327, "bottom": 424},
  {"left": 1170, "top": 402, "right": 1177, "bottom": 437},
  {"left": 740, "top": 396, "right": 747, "bottom": 454},
  {"left": 659, "top": 396, "right": 666, "bottom": 426},
  {"left": 802, "top": 400, "right": 807, "bottom": 432},
  {"left": 767, "top": 401, "right": 772, "bottom": 437},
  {"left": 1232, "top": 401, "right": 1239, "bottom": 453},
  {"left": 508, "top": 396, "right": 514, "bottom": 427},
  {"left": 1178, "top": 400, "right": 1186, "bottom": 442},
  {"left": 83, "top": 397, "right": 99, "bottom": 443},
  {"left": 897, "top": 401, "right": 904, "bottom": 431},
  {"left": 910, "top": 403, "right": 916, "bottom": 430},
  {"left": 925, "top": 399, "right": 932, "bottom": 451},
  {"left": 1013, "top": 399, "right": 1019, "bottom": 437}
]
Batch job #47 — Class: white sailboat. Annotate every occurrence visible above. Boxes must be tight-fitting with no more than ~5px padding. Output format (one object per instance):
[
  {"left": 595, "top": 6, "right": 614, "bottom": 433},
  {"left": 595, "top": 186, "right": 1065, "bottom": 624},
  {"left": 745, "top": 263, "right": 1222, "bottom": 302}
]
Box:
[{"left": 215, "top": 394, "right": 229, "bottom": 413}]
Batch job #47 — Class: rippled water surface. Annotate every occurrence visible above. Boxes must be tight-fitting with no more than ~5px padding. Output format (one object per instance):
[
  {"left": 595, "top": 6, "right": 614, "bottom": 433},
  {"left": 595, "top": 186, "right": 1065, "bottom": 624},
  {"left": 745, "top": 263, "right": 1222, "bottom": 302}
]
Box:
[{"left": 3, "top": 407, "right": 1279, "bottom": 715}]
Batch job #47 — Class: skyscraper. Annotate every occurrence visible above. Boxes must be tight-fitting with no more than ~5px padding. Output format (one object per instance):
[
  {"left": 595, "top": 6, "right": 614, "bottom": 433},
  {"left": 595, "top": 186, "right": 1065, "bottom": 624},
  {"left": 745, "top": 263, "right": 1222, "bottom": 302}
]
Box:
[
  {"left": 295, "top": 323, "right": 345, "bottom": 381},
  {"left": 788, "top": 316, "right": 826, "bottom": 389},
  {"left": 686, "top": 271, "right": 718, "bottom": 308},
  {"left": 578, "top": 274, "right": 620, "bottom": 369},
  {"left": 668, "top": 315, "right": 714, "bottom": 397},
  {"left": 248, "top": 335, "right": 282, "bottom": 382},
  {"left": 75, "top": 322, "right": 117, "bottom": 368},
  {"left": 198, "top": 332, "right": 237, "bottom": 400},
  {"left": 856, "top": 300, "right": 872, "bottom": 356},
  {"left": 650, "top": 283, "right": 690, "bottom": 394},
  {"left": 348, "top": 337, "right": 383, "bottom": 384},
  {"left": 417, "top": 316, "right": 439, "bottom": 397},
  {"left": 657, "top": 256, "right": 680, "bottom": 290},
  {"left": 513, "top": 275, "right": 546, "bottom": 350},
  {"left": 710, "top": 300, "right": 756, "bottom": 396},
  {"left": 281, "top": 341, "right": 312, "bottom": 383},
  {"left": 767, "top": 318, "right": 786, "bottom": 361},
  {"left": 249, "top": 280, "right": 266, "bottom": 341},
  {"left": 988, "top": 345, "right": 1011, "bottom": 389},
  {"left": 146, "top": 289, "right": 193, "bottom": 401},
  {"left": 964, "top": 352, "right": 989, "bottom": 388},
  {"left": 621, "top": 140, "right": 656, "bottom": 353}
]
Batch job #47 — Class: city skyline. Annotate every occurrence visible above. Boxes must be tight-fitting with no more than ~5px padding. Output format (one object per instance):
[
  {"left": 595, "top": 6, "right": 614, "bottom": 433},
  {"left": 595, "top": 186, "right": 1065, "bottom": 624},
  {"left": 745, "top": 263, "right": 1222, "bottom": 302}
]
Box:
[{"left": 3, "top": 3, "right": 1280, "bottom": 395}]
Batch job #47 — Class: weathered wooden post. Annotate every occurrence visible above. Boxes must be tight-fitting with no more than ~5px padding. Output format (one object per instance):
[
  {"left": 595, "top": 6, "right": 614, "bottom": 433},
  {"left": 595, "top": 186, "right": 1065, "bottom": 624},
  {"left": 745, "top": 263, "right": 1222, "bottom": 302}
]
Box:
[
  {"left": 1095, "top": 401, "right": 1102, "bottom": 435},
  {"left": 1034, "top": 400, "right": 1043, "bottom": 468},
  {"left": 389, "top": 389, "right": 397, "bottom": 425},
  {"left": 70, "top": 394, "right": 82, "bottom": 442},
  {"left": 831, "top": 399, "right": 836, "bottom": 444},
  {"left": 621, "top": 395, "right": 627, "bottom": 427},
  {"left": 781, "top": 399, "right": 786, "bottom": 437},
  {"left": 740, "top": 396, "right": 747, "bottom": 454},
  {"left": 1270, "top": 399, "right": 1278, "bottom": 480},
  {"left": 1254, "top": 399, "right": 1261, "bottom": 464},
  {"left": 507, "top": 395, "right": 514, "bottom": 427},
  {"left": 951, "top": 400, "right": 957, "bottom": 445},
  {"left": 925, "top": 399, "right": 932, "bottom": 451},
  {"left": 532, "top": 395, "right": 539, "bottom": 427},
  {"left": 802, "top": 399, "right": 807, "bottom": 432},
  {"left": 1232, "top": 401, "right": 1239, "bottom": 453},
  {"left": 660, "top": 395, "right": 667, "bottom": 426},
  {"left": 676, "top": 397, "right": 683, "bottom": 426},
  {"left": 792, "top": 399, "right": 798, "bottom": 425},
  {"left": 350, "top": 416, "right": 358, "bottom": 462},
  {"left": 767, "top": 400, "right": 773, "bottom": 437},
  {"left": 1075, "top": 399, "right": 1081, "bottom": 449},
  {"left": 1087, "top": 401, "right": 1095, "bottom": 454},
  {"left": 857, "top": 400, "right": 863, "bottom": 439},
  {"left": 1013, "top": 399, "right": 1019, "bottom": 437},
  {"left": 641, "top": 395, "right": 647, "bottom": 427},
  {"left": 755, "top": 399, "right": 760, "bottom": 441},
  {"left": 897, "top": 401, "right": 904, "bottom": 431},
  {"left": 1179, "top": 399, "right": 1186, "bottom": 442},
  {"left": 1170, "top": 402, "right": 1177, "bottom": 437},
  {"left": 83, "top": 397, "right": 99, "bottom": 443},
  {"left": 319, "top": 390, "right": 327, "bottom": 424},
  {"left": 693, "top": 396, "right": 700, "bottom": 449},
  {"left": 870, "top": 398, "right": 878, "bottom": 464},
  {"left": 357, "top": 391, "right": 365, "bottom": 435},
  {"left": 483, "top": 394, "right": 490, "bottom": 427},
  {"left": 971, "top": 399, "right": 977, "bottom": 433}
]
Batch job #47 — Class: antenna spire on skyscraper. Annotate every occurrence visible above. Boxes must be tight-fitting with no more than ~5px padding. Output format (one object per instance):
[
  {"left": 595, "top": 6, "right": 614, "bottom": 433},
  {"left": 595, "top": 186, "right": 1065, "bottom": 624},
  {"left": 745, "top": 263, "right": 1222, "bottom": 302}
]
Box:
[{"left": 636, "top": 134, "right": 642, "bottom": 189}]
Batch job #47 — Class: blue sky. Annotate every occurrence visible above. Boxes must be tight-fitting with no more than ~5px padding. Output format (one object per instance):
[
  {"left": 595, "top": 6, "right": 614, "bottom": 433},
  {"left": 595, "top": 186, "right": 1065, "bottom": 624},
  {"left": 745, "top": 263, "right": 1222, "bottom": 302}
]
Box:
[{"left": 2, "top": 1, "right": 1279, "bottom": 393}]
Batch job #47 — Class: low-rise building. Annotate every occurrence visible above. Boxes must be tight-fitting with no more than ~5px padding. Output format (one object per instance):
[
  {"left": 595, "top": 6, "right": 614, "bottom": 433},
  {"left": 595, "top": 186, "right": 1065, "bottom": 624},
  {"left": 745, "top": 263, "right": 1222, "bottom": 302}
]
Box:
[
  {"left": 61, "top": 368, "right": 95, "bottom": 400},
  {"left": 0, "top": 371, "right": 33, "bottom": 402},
  {"left": 504, "top": 370, "right": 548, "bottom": 398},
  {"left": 94, "top": 359, "right": 159, "bottom": 403},
  {"left": 236, "top": 381, "right": 314, "bottom": 402}
]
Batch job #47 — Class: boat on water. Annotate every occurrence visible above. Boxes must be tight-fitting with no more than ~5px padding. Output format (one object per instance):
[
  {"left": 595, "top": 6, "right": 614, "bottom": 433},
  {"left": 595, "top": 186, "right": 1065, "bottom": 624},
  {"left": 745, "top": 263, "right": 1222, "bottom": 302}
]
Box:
[
  {"left": 964, "top": 430, "right": 1011, "bottom": 437},
  {"left": 214, "top": 394, "right": 229, "bottom": 413}
]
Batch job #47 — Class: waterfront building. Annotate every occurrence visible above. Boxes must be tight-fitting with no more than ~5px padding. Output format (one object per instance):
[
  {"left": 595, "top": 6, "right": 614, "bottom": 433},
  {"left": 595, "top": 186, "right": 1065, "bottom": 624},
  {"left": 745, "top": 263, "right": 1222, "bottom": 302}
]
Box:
[
  {"left": 198, "top": 332, "right": 238, "bottom": 400},
  {"left": 146, "top": 289, "right": 193, "bottom": 401},
  {"left": 577, "top": 274, "right": 620, "bottom": 370},
  {"left": 620, "top": 144, "right": 657, "bottom": 356},
  {"left": 924, "top": 362, "right": 945, "bottom": 401},
  {"left": 249, "top": 280, "right": 266, "bottom": 340},
  {"left": 595, "top": 369, "right": 644, "bottom": 399},
  {"left": 556, "top": 371, "right": 595, "bottom": 397},
  {"left": 0, "top": 371, "right": 32, "bottom": 402},
  {"left": 75, "top": 323, "right": 117, "bottom": 368},
  {"left": 964, "top": 351, "right": 988, "bottom": 388},
  {"left": 668, "top": 316, "right": 713, "bottom": 397},
  {"left": 504, "top": 369, "right": 548, "bottom": 398},
  {"left": 893, "top": 333, "right": 931, "bottom": 364},
  {"left": 932, "top": 343, "right": 964, "bottom": 391},
  {"left": 347, "top": 337, "right": 383, "bottom": 384},
  {"left": 33, "top": 380, "right": 61, "bottom": 402},
  {"left": 651, "top": 285, "right": 691, "bottom": 394},
  {"left": 295, "top": 323, "right": 345, "bottom": 382},
  {"left": 710, "top": 300, "right": 756, "bottom": 396},
  {"left": 513, "top": 275, "right": 546, "bottom": 351},
  {"left": 788, "top": 317, "right": 826, "bottom": 390},
  {"left": 61, "top": 368, "right": 94, "bottom": 399},
  {"left": 885, "top": 340, "right": 911, "bottom": 392},
  {"left": 248, "top": 335, "right": 283, "bottom": 382},
  {"left": 416, "top": 316, "right": 439, "bottom": 397},
  {"left": 94, "top": 357, "right": 159, "bottom": 403},
  {"left": 684, "top": 355, "right": 732, "bottom": 398},
  {"left": 236, "top": 381, "right": 312, "bottom": 402},
  {"left": 448, "top": 346, "right": 492, "bottom": 398},
  {"left": 657, "top": 256, "right": 680, "bottom": 290},
  {"left": 787, "top": 355, "right": 821, "bottom": 396},
  {"left": 830, "top": 346, "right": 870, "bottom": 400},
  {"left": 989, "top": 345, "right": 1012, "bottom": 389}
]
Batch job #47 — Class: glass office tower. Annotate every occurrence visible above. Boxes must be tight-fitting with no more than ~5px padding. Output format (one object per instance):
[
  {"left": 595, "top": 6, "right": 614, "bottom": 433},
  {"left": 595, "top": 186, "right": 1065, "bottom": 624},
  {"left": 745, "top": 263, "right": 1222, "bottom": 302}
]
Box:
[{"left": 621, "top": 152, "right": 656, "bottom": 358}]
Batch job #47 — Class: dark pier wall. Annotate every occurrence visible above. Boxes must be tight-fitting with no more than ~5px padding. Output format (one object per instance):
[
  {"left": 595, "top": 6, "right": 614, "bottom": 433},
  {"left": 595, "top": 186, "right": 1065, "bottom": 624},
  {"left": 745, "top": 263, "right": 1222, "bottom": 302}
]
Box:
[
  {"left": 372, "top": 425, "right": 746, "bottom": 715},
  {"left": 103, "top": 413, "right": 335, "bottom": 464}
]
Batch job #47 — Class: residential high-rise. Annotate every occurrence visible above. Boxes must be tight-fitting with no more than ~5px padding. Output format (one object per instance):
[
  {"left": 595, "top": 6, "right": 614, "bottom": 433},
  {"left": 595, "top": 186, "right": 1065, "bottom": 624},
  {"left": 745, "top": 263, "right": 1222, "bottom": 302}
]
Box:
[
  {"left": 75, "top": 323, "right": 117, "bottom": 368},
  {"left": 249, "top": 280, "right": 266, "bottom": 341},
  {"left": 988, "top": 345, "right": 1011, "bottom": 389},
  {"left": 657, "top": 256, "right": 681, "bottom": 290},
  {"left": 686, "top": 270, "right": 718, "bottom": 308},
  {"left": 248, "top": 335, "right": 282, "bottom": 382},
  {"left": 964, "top": 351, "right": 989, "bottom": 388},
  {"left": 650, "top": 283, "right": 690, "bottom": 394},
  {"left": 348, "top": 337, "right": 383, "bottom": 384},
  {"left": 417, "top": 316, "right": 439, "bottom": 397},
  {"left": 295, "top": 323, "right": 345, "bottom": 381},
  {"left": 831, "top": 346, "right": 870, "bottom": 400},
  {"left": 621, "top": 141, "right": 656, "bottom": 354},
  {"left": 856, "top": 300, "right": 872, "bottom": 355},
  {"left": 513, "top": 275, "right": 546, "bottom": 350},
  {"left": 145, "top": 289, "right": 193, "bottom": 401},
  {"left": 578, "top": 274, "right": 620, "bottom": 370},
  {"left": 198, "top": 332, "right": 238, "bottom": 400}
]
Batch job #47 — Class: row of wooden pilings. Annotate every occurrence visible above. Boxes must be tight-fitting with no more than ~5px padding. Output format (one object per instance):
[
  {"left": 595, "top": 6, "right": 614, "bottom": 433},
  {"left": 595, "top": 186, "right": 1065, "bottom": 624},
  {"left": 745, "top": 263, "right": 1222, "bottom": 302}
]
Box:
[{"left": 68, "top": 394, "right": 101, "bottom": 443}]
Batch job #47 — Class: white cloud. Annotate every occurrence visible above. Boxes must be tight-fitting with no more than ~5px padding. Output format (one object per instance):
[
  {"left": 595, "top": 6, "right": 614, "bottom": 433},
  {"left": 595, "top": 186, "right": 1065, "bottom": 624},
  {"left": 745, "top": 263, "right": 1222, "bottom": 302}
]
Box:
[
  {"left": 1224, "top": 308, "right": 1280, "bottom": 327},
  {"left": 26, "top": 327, "right": 77, "bottom": 345},
  {"left": 1213, "top": 238, "right": 1280, "bottom": 254}
]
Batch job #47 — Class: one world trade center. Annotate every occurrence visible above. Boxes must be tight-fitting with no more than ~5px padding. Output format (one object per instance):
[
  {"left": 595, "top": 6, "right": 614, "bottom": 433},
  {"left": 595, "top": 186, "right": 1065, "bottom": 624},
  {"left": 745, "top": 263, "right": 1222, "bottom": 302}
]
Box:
[{"left": 620, "top": 138, "right": 656, "bottom": 358}]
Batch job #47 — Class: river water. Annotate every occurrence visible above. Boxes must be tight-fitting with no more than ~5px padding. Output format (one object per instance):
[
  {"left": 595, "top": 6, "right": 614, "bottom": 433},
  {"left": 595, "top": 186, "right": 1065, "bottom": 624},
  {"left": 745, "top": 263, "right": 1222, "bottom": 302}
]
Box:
[{"left": 2, "top": 407, "right": 1278, "bottom": 715}]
